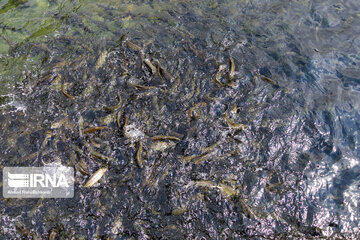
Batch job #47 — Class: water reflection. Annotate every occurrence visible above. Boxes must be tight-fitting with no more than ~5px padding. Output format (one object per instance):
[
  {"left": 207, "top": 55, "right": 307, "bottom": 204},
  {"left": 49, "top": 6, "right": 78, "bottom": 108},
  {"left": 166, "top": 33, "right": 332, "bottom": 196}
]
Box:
[{"left": 0, "top": 0, "right": 359, "bottom": 238}]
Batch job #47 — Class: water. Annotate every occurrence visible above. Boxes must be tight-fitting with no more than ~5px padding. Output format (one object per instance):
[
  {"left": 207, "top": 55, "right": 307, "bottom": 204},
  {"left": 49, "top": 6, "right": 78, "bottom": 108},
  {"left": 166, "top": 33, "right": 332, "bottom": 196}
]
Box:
[{"left": 0, "top": 0, "right": 359, "bottom": 239}]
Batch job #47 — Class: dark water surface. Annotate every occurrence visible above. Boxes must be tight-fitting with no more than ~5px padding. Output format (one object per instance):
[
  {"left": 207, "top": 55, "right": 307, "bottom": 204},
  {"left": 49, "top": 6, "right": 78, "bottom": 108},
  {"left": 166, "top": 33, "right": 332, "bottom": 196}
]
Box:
[{"left": 0, "top": 0, "right": 359, "bottom": 239}]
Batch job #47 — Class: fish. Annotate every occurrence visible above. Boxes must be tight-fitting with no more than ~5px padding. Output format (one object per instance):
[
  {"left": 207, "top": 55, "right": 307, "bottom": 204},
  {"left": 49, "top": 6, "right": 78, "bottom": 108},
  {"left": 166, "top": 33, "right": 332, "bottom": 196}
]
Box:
[
  {"left": 223, "top": 113, "right": 246, "bottom": 130},
  {"left": 151, "top": 135, "right": 181, "bottom": 141},
  {"left": 259, "top": 75, "right": 276, "bottom": 85},
  {"left": 76, "top": 160, "right": 90, "bottom": 176},
  {"left": 104, "top": 94, "right": 122, "bottom": 112},
  {"left": 40, "top": 131, "right": 53, "bottom": 149},
  {"left": 61, "top": 81, "right": 75, "bottom": 100},
  {"left": 157, "top": 63, "right": 174, "bottom": 81},
  {"left": 226, "top": 79, "right": 238, "bottom": 88},
  {"left": 136, "top": 141, "right": 143, "bottom": 168},
  {"left": 187, "top": 102, "right": 207, "bottom": 121},
  {"left": 130, "top": 83, "right": 157, "bottom": 90},
  {"left": 90, "top": 138, "right": 101, "bottom": 148},
  {"left": 49, "top": 229, "right": 56, "bottom": 240},
  {"left": 151, "top": 141, "right": 176, "bottom": 151},
  {"left": 171, "top": 74, "right": 181, "bottom": 92},
  {"left": 117, "top": 33, "right": 127, "bottom": 43},
  {"left": 143, "top": 58, "right": 156, "bottom": 74},
  {"left": 83, "top": 126, "right": 108, "bottom": 134},
  {"left": 193, "top": 180, "right": 215, "bottom": 188},
  {"left": 95, "top": 50, "right": 108, "bottom": 70},
  {"left": 126, "top": 40, "right": 142, "bottom": 51},
  {"left": 201, "top": 141, "right": 220, "bottom": 153},
  {"left": 255, "top": 72, "right": 278, "bottom": 86},
  {"left": 78, "top": 115, "right": 84, "bottom": 138},
  {"left": 152, "top": 95, "right": 161, "bottom": 114},
  {"left": 182, "top": 154, "right": 198, "bottom": 162},
  {"left": 193, "top": 152, "right": 213, "bottom": 164},
  {"left": 182, "top": 140, "right": 226, "bottom": 164},
  {"left": 90, "top": 150, "right": 115, "bottom": 162},
  {"left": 192, "top": 181, "right": 239, "bottom": 198},
  {"left": 53, "top": 61, "right": 65, "bottom": 71},
  {"left": 228, "top": 55, "right": 235, "bottom": 79},
  {"left": 123, "top": 115, "right": 130, "bottom": 135},
  {"left": 84, "top": 167, "right": 107, "bottom": 187},
  {"left": 212, "top": 64, "right": 226, "bottom": 87},
  {"left": 217, "top": 183, "right": 239, "bottom": 197},
  {"left": 51, "top": 118, "right": 68, "bottom": 129},
  {"left": 172, "top": 207, "right": 187, "bottom": 216}
]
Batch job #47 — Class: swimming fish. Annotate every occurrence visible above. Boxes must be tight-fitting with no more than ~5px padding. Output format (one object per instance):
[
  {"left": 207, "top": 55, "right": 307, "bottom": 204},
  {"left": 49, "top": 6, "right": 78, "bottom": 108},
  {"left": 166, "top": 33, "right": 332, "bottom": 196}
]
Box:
[{"left": 84, "top": 168, "right": 107, "bottom": 187}]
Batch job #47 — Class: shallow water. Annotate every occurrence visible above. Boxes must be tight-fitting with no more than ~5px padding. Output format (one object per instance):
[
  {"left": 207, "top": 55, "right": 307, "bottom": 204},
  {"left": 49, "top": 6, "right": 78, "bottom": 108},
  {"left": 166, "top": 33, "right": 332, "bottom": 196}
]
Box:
[{"left": 0, "top": 0, "right": 359, "bottom": 239}]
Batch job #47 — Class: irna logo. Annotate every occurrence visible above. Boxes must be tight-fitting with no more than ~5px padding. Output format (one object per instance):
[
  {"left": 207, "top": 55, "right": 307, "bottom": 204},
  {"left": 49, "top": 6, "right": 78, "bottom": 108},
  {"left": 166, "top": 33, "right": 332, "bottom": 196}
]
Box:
[
  {"left": 7, "top": 172, "right": 69, "bottom": 188},
  {"left": 3, "top": 167, "right": 74, "bottom": 198}
]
